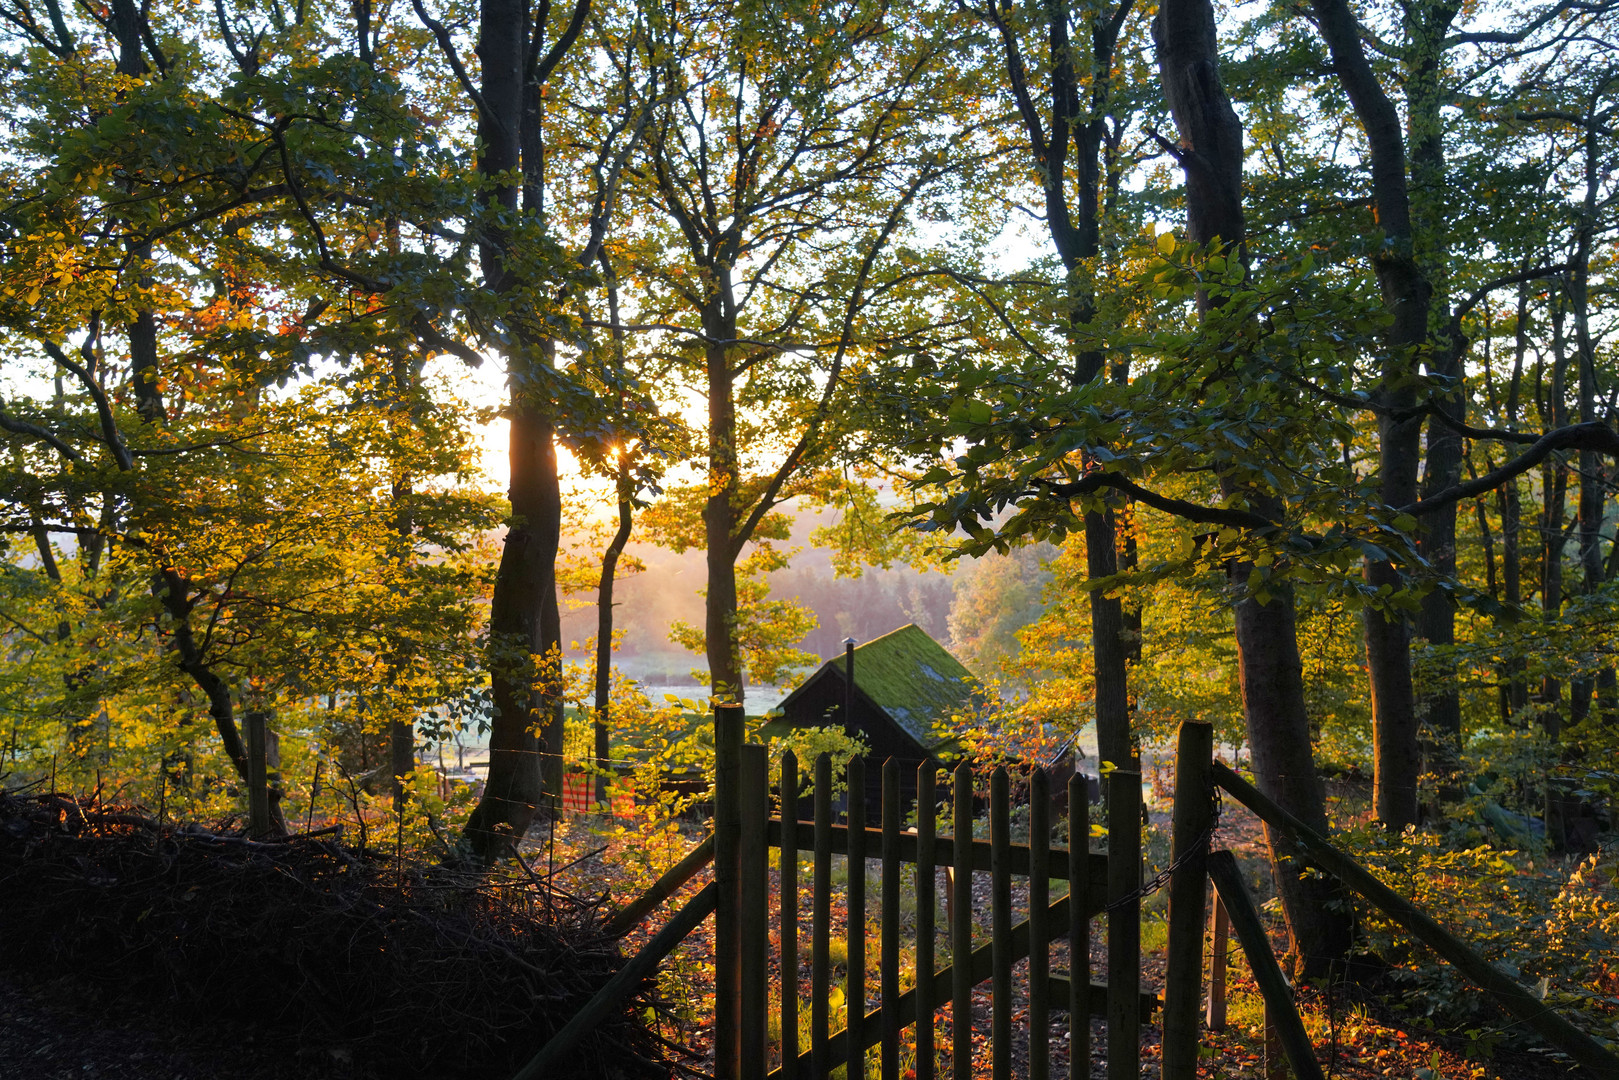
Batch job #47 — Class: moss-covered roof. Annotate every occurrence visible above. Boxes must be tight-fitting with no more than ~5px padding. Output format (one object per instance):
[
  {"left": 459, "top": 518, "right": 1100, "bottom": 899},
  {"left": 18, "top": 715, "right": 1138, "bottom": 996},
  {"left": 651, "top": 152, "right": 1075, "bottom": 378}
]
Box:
[{"left": 782, "top": 624, "right": 978, "bottom": 744}]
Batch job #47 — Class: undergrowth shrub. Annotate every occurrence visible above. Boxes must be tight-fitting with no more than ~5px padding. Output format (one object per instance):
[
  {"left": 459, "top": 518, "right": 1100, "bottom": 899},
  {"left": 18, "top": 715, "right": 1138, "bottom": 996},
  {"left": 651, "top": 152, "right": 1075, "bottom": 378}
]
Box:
[{"left": 1337, "top": 825, "right": 1619, "bottom": 1055}]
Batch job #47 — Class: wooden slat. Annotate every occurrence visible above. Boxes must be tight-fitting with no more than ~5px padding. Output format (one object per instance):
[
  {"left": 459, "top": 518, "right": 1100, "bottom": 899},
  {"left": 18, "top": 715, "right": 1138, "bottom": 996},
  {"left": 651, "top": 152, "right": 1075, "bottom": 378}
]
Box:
[
  {"left": 713, "top": 704, "right": 743, "bottom": 1080},
  {"left": 603, "top": 834, "right": 715, "bottom": 937},
  {"left": 951, "top": 762, "right": 972, "bottom": 1080},
  {"left": 1045, "top": 976, "right": 1159, "bottom": 1020},
  {"left": 764, "top": 890, "right": 1162, "bottom": 1080},
  {"left": 762, "top": 820, "right": 1109, "bottom": 895},
  {"left": 516, "top": 883, "right": 719, "bottom": 1080},
  {"left": 847, "top": 755, "right": 867, "bottom": 1080},
  {"left": 990, "top": 767, "right": 1011, "bottom": 1080},
  {"left": 915, "top": 765, "right": 937, "bottom": 1080},
  {"left": 779, "top": 751, "right": 799, "bottom": 1079},
  {"left": 812, "top": 753, "right": 832, "bottom": 1078},
  {"left": 1069, "top": 772, "right": 1089, "bottom": 1078},
  {"left": 1106, "top": 770, "right": 1141, "bottom": 1080},
  {"left": 1027, "top": 768, "right": 1050, "bottom": 1080},
  {"left": 881, "top": 758, "right": 901, "bottom": 1080},
  {"left": 740, "top": 745, "right": 769, "bottom": 1076}
]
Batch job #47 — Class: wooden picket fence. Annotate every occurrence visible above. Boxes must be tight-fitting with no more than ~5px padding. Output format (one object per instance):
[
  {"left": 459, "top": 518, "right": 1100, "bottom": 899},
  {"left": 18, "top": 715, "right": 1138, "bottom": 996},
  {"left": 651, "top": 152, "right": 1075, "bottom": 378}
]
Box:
[
  {"left": 710, "top": 705, "right": 1158, "bottom": 1080},
  {"left": 520, "top": 711, "right": 1619, "bottom": 1080}
]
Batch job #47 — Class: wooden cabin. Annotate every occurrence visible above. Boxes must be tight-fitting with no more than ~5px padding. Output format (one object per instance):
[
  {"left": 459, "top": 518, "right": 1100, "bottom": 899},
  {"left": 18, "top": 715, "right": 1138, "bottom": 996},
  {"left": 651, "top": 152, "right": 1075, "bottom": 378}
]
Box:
[{"left": 760, "top": 624, "right": 978, "bottom": 814}]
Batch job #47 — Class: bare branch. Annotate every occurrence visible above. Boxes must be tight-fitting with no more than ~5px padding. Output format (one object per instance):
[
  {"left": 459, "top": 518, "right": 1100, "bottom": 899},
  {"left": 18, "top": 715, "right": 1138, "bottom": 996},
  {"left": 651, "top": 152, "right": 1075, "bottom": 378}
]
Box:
[
  {"left": 1404, "top": 421, "right": 1619, "bottom": 517},
  {"left": 410, "top": 0, "right": 498, "bottom": 128},
  {"left": 532, "top": 0, "right": 590, "bottom": 87},
  {"left": 1033, "top": 471, "right": 1276, "bottom": 530},
  {"left": 0, "top": 404, "right": 81, "bottom": 462},
  {"left": 43, "top": 340, "right": 133, "bottom": 470}
]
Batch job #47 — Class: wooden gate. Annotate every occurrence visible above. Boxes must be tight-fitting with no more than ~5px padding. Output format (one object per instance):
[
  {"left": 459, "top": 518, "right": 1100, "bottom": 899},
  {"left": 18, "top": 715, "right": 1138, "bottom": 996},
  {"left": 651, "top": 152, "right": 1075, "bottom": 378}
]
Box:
[
  {"left": 712, "top": 704, "right": 1152, "bottom": 1080},
  {"left": 522, "top": 714, "right": 1619, "bottom": 1080}
]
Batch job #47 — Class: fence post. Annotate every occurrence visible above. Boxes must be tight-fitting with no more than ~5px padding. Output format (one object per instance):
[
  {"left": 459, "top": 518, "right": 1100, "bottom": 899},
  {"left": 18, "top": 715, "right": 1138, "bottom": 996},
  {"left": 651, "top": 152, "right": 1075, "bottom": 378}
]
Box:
[
  {"left": 1106, "top": 769, "right": 1141, "bottom": 1080},
  {"left": 1207, "top": 892, "right": 1229, "bottom": 1030},
  {"left": 713, "top": 702, "right": 743, "bottom": 1080},
  {"left": 1068, "top": 772, "right": 1089, "bottom": 1073},
  {"left": 740, "top": 744, "right": 769, "bottom": 1076},
  {"left": 915, "top": 764, "right": 937, "bottom": 1080},
  {"left": 1163, "top": 721, "right": 1214, "bottom": 1080},
  {"left": 951, "top": 761, "right": 973, "bottom": 1080},
  {"left": 780, "top": 751, "right": 799, "bottom": 1080},
  {"left": 1263, "top": 1003, "right": 1286, "bottom": 1080}
]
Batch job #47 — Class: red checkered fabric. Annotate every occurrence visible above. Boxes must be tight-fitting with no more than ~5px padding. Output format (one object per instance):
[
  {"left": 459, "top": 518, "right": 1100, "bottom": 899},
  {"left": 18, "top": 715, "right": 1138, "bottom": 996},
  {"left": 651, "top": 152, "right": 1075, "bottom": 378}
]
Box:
[
  {"left": 562, "top": 773, "right": 592, "bottom": 814},
  {"left": 562, "top": 774, "right": 637, "bottom": 817}
]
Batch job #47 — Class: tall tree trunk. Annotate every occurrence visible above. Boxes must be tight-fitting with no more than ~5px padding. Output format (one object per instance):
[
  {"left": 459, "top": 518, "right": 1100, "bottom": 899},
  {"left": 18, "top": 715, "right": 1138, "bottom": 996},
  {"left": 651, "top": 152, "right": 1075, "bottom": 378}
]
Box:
[
  {"left": 1539, "top": 298, "right": 1574, "bottom": 846},
  {"left": 1407, "top": 0, "right": 1462, "bottom": 800},
  {"left": 388, "top": 348, "right": 418, "bottom": 812},
  {"left": 704, "top": 287, "right": 745, "bottom": 706},
  {"left": 1499, "top": 282, "right": 1532, "bottom": 721},
  {"left": 468, "top": 403, "right": 563, "bottom": 857},
  {"left": 463, "top": 0, "right": 561, "bottom": 860},
  {"left": 1307, "top": 0, "right": 1432, "bottom": 830},
  {"left": 389, "top": 473, "right": 417, "bottom": 811},
  {"left": 1539, "top": 299, "right": 1571, "bottom": 739},
  {"left": 593, "top": 265, "right": 635, "bottom": 803},
  {"left": 1568, "top": 100, "right": 1607, "bottom": 730},
  {"left": 1469, "top": 457, "right": 1498, "bottom": 603},
  {"left": 981, "top": 0, "right": 1135, "bottom": 768},
  {"left": 1154, "top": 0, "right": 1351, "bottom": 977},
  {"left": 104, "top": 7, "right": 273, "bottom": 822},
  {"left": 594, "top": 476, "right": 634, "bottom": 802}
]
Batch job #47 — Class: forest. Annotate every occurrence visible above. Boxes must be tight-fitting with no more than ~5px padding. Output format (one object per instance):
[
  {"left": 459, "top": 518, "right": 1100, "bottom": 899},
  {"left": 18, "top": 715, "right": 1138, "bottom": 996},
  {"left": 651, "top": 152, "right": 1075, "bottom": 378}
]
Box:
[{"left": 1, "top": 0, "right": 1618, "bottom": 1075}]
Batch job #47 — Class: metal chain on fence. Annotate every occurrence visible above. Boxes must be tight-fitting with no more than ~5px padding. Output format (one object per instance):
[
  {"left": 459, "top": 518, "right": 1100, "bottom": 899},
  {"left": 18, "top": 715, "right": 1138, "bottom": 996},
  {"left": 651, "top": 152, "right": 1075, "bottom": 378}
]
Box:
[{"left": 1106, "top": 783, "right": 1223, "bottom": 913}]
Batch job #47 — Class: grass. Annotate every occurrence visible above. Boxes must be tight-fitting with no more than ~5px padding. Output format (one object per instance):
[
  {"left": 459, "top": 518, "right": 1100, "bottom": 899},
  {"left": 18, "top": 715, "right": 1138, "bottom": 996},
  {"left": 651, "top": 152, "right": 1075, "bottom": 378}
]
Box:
[{"left": 1140, "top": 911, "right": 1169, "bottom": 956}]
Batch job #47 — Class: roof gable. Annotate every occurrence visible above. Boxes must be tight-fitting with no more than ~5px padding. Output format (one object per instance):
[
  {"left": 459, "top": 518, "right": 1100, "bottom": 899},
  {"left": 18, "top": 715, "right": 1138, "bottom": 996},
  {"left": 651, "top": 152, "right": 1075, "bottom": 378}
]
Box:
[{"left": 782, "top": 624, "right": 978, "bottom": 744}]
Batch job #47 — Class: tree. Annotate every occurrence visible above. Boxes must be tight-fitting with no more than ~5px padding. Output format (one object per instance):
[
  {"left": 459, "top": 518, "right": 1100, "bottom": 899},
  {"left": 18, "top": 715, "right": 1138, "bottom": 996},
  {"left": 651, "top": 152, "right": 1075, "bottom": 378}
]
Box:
[
  {"left": 408, "top": 0, "right": 661, "bottom": 859},
  {"left": 1152, "top": 0, "right": 1355, "bottom": 974},
  {"left": 0, "top": 0, "right": 495, "bottom": 830},
  {"left": 621, "top": 0, "right": 974, "bottom": 708},
  {"left": 946, "top": 544, "right": 1053, "bottom": 683},
  {"left": 959, "top": 0, "right": 1156, "bottom": 770}
]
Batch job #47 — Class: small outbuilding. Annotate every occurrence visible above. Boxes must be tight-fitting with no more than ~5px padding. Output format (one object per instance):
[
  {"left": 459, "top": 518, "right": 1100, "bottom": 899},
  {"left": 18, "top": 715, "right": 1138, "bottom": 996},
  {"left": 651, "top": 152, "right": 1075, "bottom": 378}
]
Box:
[{"left": 762, "top": 623, "right": 979, "bottom": 812}]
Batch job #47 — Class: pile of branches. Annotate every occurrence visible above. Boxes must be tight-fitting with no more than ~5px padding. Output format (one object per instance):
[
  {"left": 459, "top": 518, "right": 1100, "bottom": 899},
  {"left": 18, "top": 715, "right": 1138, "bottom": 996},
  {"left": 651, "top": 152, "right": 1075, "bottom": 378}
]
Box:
[{"left": 0, "top": 788, "right": 672, "bottom": 1079}]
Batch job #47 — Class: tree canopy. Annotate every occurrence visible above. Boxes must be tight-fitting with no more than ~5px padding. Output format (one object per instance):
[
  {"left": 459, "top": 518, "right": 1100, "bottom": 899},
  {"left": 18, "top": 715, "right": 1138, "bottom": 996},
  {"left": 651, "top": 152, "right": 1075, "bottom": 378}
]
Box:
[{"left": 2, "top": 0, "right": 1619, "bottom": 956}]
